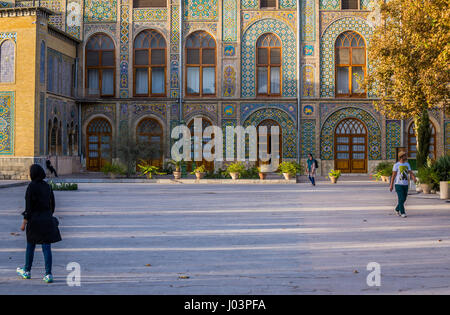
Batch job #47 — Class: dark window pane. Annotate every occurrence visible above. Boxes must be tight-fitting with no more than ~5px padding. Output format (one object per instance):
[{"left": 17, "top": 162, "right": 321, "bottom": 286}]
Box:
[
  {"left": 133, "top": 0, "right": 166, "bottom": 7},
  {"left": 135, "top": 50, "right": 149, "bottom": 65},
  {"left": 86, "top": 51, "right": 99, "bottom": 66},
  {"left": 342, "top": 0, "right": 358, "bottom": 9},
  {"left": 270, "top": 48, "right": 281, "bottom": 64},
  {"left": 101, "top": 51, "right": 114, "bottom": 66},
  {"left": 187, "top": 49, "right": 200, "bottom": 64},
  {"left": 261, "top": 0, "right": 276, "bottom": 8},
  {"left": 151, "top": 49, "right": 165, "bottom": 65},
  {"left": 202, "top": 49, "right": 215, "bottom": 65},
  {"left": 258, "top": 48, "right": 268, "bottom": 65}
]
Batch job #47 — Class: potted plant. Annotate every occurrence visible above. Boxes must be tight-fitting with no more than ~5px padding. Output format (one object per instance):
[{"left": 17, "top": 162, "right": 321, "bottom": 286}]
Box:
[
  {"left": 278, "top": 162, "right": 301, "bottom": 180},
  {"left": 328, "top": 169, "right": 341, "bottom": 184},
  {"left": 373, "top": 162, "right": 393, "bottom": 183},
  {"left": 417, "top": 166, "right": 434, "bottom": 194},
  {"left": 137, "top": 161, "right": 166, "bottom": 179},
  {"left": 227, "top": 162, "right": 245, "bottom": 180},
  {"left": 169, "top": 159, "right": 184, "bottom": 179},
  {"left": 257, "top": 164, "right": 271, "bottom": 180},
  {"left": 192, "top": 164, "right": 207, "bottom": 180},
  {"left": 101, "top": 162, "right": 125, "bottom": 179},
  {"left": 430, "top": 155, "right": 450, "bottom": 199}
]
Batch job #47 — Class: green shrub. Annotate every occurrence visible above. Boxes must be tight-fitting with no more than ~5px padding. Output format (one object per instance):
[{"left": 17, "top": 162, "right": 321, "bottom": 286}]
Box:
[
  {"left": 430, "top": 155, "right": 450, "bottom": 182},
  {"left": 328, "top": 169, "right": 341, "bottom": 179},
  {"left": 205, "top": 168, "right": 229, "bottom": 179},
  {"left": 191, "top": 164, "right": 207, "bottom": 174},
  {"left": 101, "top": 163, "right": 125, "bottom": 176},
  {"left": 417, "top": 166, "right": 435, "bottom": 184},
  {"left": 137, "top": 161, "right": 166, "bottom": 179},
  {"left": 227, "top": 162, "right": 246, "bottom": 175},
  {"left": 241, "top": 166, "right": 259, "bottom": 179},
  {"left": 49, "top": 181, "right": 78, "bottom": 191},
  {"left": 374, "top": 162, "right": 393, "bottom": 176},
  {"left": 278, "top": 162, "right": 302, "bottom": 176}
]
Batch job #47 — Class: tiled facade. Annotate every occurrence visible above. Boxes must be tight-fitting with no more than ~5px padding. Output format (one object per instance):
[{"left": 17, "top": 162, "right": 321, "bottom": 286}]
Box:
[{"left": 0, "top": 1, "right": 447, "bottom": 179}]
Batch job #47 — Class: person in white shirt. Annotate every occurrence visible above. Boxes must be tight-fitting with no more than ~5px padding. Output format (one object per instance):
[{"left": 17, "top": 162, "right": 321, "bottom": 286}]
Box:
[{"left": 389, "top": 151, "right": 417, "bottom": 218}]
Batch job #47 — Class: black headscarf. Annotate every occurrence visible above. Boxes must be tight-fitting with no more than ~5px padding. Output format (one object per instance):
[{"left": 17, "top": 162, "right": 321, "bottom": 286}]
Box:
[{"left": 30, "top": 164, "right": 46, "bottom": 182}]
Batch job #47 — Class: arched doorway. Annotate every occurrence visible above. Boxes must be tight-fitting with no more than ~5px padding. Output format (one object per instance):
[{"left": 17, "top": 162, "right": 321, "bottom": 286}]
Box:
[
  {"left": 187, "top": 118, "right": 214, "bottom": 172},
  {"left": 408, "top": 122, "right": 437, "bottom": 160},
  {"left": 257, "top": 119, "right": 282, "bottom": 166},
  {"left": 334, "top": 118, "right": 367, "bottom": 173},
  {"left": 86, "top": 118, "right": 112, "bottom": 171},
  {"left": 137, "top": 118, "right": 164, "bottom": 167}
]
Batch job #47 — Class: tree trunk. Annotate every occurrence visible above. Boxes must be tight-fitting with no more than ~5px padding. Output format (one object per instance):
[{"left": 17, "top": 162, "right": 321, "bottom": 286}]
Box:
[{"left": 414, "top": 110, "right": 432, "bottom": 169}]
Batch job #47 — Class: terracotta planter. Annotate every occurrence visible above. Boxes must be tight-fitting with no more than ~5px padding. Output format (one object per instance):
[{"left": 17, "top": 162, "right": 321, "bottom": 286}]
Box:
[
  {"left": 173, "top": 171, "right": 181, "bottom": 179},
  {"left": 259, "top": 172, "right": 267, "bottom": 180},
  {"left": 230, "top": 172, "right": 239, "bottom": 180},
  {"left": 440, "top": 181, "right": 449, "bottom": 200},
  {"left": 421, "top": 183, "right": 432, "bottom": 194},
  {"left": 330, "top": 176, "right": 338, "bottom": 184},
  {"left": 195, "top": 172, "right": 205, "bottom": 180},
  {"left": 283, "top": 173, "right": 292, "bottom": 180}
]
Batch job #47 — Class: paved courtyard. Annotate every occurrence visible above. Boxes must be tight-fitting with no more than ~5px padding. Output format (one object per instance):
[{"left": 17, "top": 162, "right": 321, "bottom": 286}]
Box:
[{"left": 0, "top": 180, "right": 449, "bottom": 295}]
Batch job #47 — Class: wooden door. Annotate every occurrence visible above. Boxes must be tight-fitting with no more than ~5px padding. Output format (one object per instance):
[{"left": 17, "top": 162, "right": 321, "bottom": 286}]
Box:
[
  {"left": 257, "top": 119, "right": 282, "bottom": 167},
  {"left": 87, "top": 118, "right": 112, "bottom": 171},
  {"left": 334, "top": 118, "right": 367, "bottom": 173},
  {"left": 188, "top": 118, "right": 214, "bottom": 172},
  {"left": 137, "top": 118, "right": 164, "bottom": 168}
]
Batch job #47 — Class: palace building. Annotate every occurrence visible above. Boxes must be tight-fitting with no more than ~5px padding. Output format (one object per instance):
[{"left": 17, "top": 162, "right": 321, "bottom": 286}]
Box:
[{"left": 0, "top": 0, "right": 448, "bottom": 179}]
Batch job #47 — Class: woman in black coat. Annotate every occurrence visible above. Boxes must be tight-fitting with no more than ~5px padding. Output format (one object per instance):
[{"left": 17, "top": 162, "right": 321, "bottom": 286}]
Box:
[{"left": 17, "top": 164, "right": 61, "bottom": 283}]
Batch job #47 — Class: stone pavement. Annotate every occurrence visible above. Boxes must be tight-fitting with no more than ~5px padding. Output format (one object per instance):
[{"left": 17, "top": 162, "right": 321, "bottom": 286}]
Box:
[
  {"left": 0, "top": 180, "right": 27, "bottom": 189},
  {"left": 0, "top": 181, "right": 449, "bottom": 295}
]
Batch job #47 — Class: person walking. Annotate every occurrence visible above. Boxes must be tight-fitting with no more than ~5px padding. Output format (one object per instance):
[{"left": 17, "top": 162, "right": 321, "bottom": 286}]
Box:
[
  {"left": 306, "top": 154, "right": 317, "bottom": 186},
  {"left": 389, "top": 151, "right": 417, "bottom": 218},
  {"left": 17, "top": 164, "right": 62, "bottom": 283},
  {"left": 46, "top": 156, "right": 58, "bottom": 178}
]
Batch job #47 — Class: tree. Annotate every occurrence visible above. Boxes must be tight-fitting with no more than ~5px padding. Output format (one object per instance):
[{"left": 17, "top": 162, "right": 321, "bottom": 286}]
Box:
[
  {"left": 365, "top": 0, "right": 449, "bottom": 167},
  {"left": 116, "top": 128, "right": 159, "bottom": 177}
]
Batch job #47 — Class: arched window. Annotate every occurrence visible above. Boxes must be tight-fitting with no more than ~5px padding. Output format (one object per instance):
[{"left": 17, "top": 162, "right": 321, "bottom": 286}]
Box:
[
  {"left": 85, "top": 34, "right": 115, "bottom": 97},
  {"left": 408, "top": 122, "right": 437, "bottom": 160},
  {"left": 0, "top": 40, "right": 15, "bottom": 83},
  {"left": 134, "top": 30, "right": 167, "bottom": 96},
  {"left": 256, "top": 33, "right": 281, "bottom": 96},
  {"left": 185, "top": 31, "right": 216, "bottom": 96},
  {"left": 137, "top": 118, "right": 164, "bottom": 167},
  {"left": 335, "top": 31, "right": 366, "bottom": 97}
]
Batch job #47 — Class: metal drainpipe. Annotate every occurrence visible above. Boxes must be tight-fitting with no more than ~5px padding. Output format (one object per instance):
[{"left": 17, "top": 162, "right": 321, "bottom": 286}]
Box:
[
  {"left": 297, "top": 1, "right": 301, "bottom": 164},
  {"left": 179, "top": 0, "right": 183, "bottom": 124}
]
